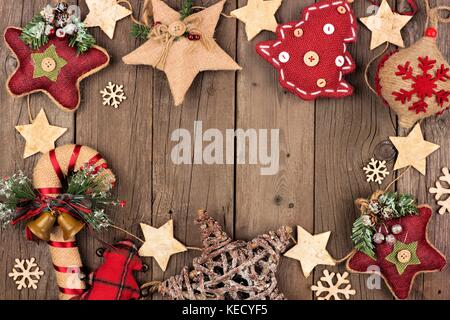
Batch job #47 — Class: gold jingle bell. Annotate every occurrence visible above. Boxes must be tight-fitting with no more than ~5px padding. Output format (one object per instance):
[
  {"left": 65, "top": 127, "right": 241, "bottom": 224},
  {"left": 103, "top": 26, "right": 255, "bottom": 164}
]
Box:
[
  {"left": 27, "top": 211, "right": 57, "bottom": 241},
  {"left": 57, "top": 212, "right": 85, "bottom": 240}
]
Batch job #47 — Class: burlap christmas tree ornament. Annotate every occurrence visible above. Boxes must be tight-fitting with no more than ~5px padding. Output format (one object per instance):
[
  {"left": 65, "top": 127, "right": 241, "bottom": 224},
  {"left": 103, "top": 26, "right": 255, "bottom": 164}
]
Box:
[
  {"left": 376, "top": 1, "right": 450, "bottom": 128},
  {"left": 123, "top": 0, "right": 241, "bottom": 106}
]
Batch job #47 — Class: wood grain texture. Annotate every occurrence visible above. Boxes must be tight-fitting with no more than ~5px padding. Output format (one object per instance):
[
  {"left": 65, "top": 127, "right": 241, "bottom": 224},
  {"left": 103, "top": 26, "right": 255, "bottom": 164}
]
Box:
[{"left": 0, "top": 0, "right": 449, "bottom": 300}]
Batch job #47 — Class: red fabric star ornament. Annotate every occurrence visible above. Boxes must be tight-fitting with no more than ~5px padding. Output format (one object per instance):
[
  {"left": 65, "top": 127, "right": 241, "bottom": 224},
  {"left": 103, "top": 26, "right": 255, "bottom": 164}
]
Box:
[
  {"left": 5, "top": 27, "right": 110, "bottom": 112},
  {"left": 347, "top": 206, "right": 446, "bottom": 300},
  {"left": 256, "top": 0, "right": 357, "bottom": 101}
]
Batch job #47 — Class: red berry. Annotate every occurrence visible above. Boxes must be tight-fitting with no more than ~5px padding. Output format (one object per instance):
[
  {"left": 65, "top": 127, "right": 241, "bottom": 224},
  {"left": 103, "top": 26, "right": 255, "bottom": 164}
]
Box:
[
  {"left": 101, "top": 163, "right": 108, "bottom": 169},
  {"left": 425, "top": 27, "right": 437, "bottom": 38},
  {"left": 195, "top": 35, "right": 200, "bottom": 40},
  {"left": 119, "top": 200, "right": 126, "bottom": 208},
  {"left": 188, "top": 34, "right": 194, "bottom": 40}
]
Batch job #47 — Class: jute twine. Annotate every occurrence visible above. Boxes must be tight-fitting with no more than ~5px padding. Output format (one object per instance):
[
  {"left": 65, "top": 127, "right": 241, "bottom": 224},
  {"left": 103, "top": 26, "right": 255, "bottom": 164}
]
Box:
[
  {"left": 136, "top": 0, "right": 214, "bottom": 69},
  {"left": 49, "top": 227, "right": 86, "bottom": 300}
]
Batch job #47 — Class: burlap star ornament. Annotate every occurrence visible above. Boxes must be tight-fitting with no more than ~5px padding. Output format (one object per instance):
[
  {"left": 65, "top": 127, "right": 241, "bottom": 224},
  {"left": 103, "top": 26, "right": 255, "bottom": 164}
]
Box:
[{"left": 123, "top": 0, "right": 241, "bottom": 106}]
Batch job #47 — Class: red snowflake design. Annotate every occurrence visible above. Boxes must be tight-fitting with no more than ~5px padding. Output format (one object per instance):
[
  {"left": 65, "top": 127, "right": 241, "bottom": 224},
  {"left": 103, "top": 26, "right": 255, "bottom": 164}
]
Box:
[{"left": 392, "top": 56, "right": 450, "bottom": 114}]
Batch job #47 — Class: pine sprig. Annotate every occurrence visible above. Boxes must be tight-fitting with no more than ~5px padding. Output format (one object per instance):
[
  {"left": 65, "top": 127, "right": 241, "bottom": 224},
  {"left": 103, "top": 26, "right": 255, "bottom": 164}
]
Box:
[
  {"left": 20, "top": 14, "right": 49, "bottom": 50},
  {"left": 131, "top": 23, "right": 151, "bottom": 40},
  {"left": 351, "top": 216, "right": 376, "bottom": 260},
  {"left": 180, "top": 0, "right": 194, "bottom": 20},
  {"left": 68, "top": 18, "right": 96, "bottom": 54}
]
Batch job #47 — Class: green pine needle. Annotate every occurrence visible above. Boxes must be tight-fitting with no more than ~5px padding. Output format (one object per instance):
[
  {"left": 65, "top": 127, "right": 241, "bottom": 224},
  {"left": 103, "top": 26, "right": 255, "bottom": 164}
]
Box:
[{"left": 131, "top": 23, "right": 151, "bottom": 40}]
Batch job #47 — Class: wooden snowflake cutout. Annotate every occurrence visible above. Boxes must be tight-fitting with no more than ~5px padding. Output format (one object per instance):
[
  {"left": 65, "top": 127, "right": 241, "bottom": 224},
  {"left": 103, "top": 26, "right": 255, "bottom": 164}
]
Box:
[
  {"left": 363, "top": 158, "right": 389, "bottom": 184},
  {"left": 311, "top": 270, "right": 356, "bottom": 300},
  {"left": 8, "top": 257, "right": 44, "bottom": 290},
  {"left": 429, "top": 167, "right": 450, "bottom": 215},
  {"left": 100, "top": 82, "right": 126, "bottom": 108}
]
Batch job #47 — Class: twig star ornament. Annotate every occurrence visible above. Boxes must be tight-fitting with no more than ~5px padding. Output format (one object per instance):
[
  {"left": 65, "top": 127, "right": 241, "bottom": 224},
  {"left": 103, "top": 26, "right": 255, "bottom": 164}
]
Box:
[
  {"left": 230, "top": 0, "right": 282, "bottom": 41},
  {"left": 138, "top": 220, "right": 187, "bottom": 271},
  {"left": 359, "top": 0, "right": 413, "bottom": 50},
  {"left": 283, "top": 226, "right": 335, "bottom": 277},
  {"left": 122, "top": 0, "right": 241, "bottom": 106},
  {"left": 15, "top": 109, "right": 67, "bottom": 159},
  {"left": 389, "top": 123, "right": 440, "bottom": 175},
  {"left": 84, "top": 0, "right": 132, "bottom": 39}
]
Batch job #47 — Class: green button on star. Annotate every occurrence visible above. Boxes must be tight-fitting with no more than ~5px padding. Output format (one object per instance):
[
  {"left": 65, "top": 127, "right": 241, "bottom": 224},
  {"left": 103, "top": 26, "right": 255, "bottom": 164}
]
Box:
[
  {"left": 386, "top": 241, "right": 420, "bottom": 275},
  {"left": 32, "top": 45, "right": 67, "bottom": 82}
]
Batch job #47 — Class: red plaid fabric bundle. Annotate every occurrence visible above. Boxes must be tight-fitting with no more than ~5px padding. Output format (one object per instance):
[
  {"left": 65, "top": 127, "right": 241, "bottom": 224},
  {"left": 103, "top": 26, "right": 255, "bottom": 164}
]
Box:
[{"left": 79, "top": 240, "right": 143, "bottom": 300}]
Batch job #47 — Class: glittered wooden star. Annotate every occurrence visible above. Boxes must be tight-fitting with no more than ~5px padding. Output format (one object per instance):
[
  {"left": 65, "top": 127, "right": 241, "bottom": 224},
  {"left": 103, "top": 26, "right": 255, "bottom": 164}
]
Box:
[
  {"left": 230, "top": 0, "right": 282, "bottom": 41},
  {"left": 347, "top": 206, "right": 446, "bottom": 300},
  {"left": 284, "top": 226, "right": 336, "bottom": 277},
  {"left": 389, "top": 123, "right": 440, "bottom": 175},
  {"left": 123, "top": 0, "right": 241, "bottom": 106},
  {"left": 138, "top": 220, "right": 187, "bottom": 271},
  {"left": 15, "top": 109, "right": 67, "bottom": 159},
  {"left": 84, "top": 0, "right": 132, "bottom": 39},
  {"left": 359, "top": 0, "right": 412, "bottom": 50},
  {"left": 5, "top": 27, "right": 110, "bottom": 112}
]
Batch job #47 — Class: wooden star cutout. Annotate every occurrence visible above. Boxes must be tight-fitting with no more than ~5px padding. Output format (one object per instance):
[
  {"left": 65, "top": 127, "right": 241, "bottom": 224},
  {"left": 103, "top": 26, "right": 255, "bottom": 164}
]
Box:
[
  {"left": 84, "top": 0, "right": 132, "bottom": 39},
  {"left": 284, "top": 226, "right": 336, "bottom": 277},
  {"left": 123, "top": 0, "right": 241, "bottom": 106},
  {"left": 138, "top": 220, "right": 187, "bottom": 271},
  {"left": 230, "top": 0, "right": 282, "bottom": 41},
  {"left": 389, "top": 123, "right": 440, "bottom": 175},
  {"left": 15, "top": 109, "right": 67, "bottom": 158},
  {"left": 359, "top": 0, "right": 412, "bottom": 50}
]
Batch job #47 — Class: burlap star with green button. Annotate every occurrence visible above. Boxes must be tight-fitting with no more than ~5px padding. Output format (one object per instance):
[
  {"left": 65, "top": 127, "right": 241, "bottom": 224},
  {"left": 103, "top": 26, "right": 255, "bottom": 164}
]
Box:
[
  {"left": 32, "top": 45, "right": 67, "bottom": 82},
  {"left": 386, "top": 241, "right": 420, "bottom": 275}
]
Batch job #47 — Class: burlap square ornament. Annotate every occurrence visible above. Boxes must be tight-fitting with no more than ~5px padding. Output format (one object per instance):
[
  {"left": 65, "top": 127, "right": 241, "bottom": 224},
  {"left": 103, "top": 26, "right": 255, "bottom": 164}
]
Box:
[
  {"left": 256, "top": 0, "right": 357, "bottom": 100},
  {"left": 376, "top": 2, "right": 450, "bottom": 128}
]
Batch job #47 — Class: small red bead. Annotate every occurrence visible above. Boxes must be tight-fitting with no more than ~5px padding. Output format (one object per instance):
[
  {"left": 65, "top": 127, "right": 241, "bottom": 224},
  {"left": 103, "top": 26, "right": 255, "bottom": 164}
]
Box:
[
  {"left": 188, "top": 34, "right": 194, "bottom": 40},
  {"left": 425, "top": 27, "right": 437, "bottom": 38}
]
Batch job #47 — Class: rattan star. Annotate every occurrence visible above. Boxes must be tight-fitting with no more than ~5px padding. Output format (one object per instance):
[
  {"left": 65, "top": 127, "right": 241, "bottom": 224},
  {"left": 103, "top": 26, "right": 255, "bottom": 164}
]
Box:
[
  {"left": 123, "top": 0, "right": 241, "bottom": 106},
  {"left": 15, "top": 109, "right": 67, "bottom": 158},
  {"left": 138, "top": 220, "right": 187, "bottom": 271},
  {"left": 284, "top": 226, "right": 335, "bottom": 277},
  {"left": 84, "top": 0, "right": 132, "bottom": 39},
  {"left": 230, "top": 0, "right": 282, "bottom": 41},
  {"left": 359, "top": 0, "right": 412, "bottom": 50},
  {"left": 389, "top": 123, "right": 440, "bottom": 175}
]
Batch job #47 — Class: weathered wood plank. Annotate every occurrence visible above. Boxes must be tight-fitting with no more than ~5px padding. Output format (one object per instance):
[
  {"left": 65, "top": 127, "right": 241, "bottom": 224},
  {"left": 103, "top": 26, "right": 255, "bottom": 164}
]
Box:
[
  {"left": 150, "top": 0, "right": 236, "bottom": 294},
  {"left": 235, "top": 1, "right": 315, "bottom": 299},
  {"left": 313, "top": 0, "right": 396, "bottom": 300},
  {"left": 0, "top": 0, "right": 75, "bottom": 300}
]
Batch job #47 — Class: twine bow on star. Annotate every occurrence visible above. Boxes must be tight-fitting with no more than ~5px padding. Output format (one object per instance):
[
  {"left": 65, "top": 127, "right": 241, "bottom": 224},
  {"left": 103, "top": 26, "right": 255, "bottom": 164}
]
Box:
[{"left": 149, "top": 16, "right": 214, "bottom": 68}]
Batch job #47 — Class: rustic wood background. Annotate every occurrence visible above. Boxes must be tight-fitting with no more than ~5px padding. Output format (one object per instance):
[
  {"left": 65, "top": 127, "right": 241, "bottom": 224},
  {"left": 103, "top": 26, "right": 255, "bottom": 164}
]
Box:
[{"left": 0, "top": 0, "right": 449, "bottom": 300}]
